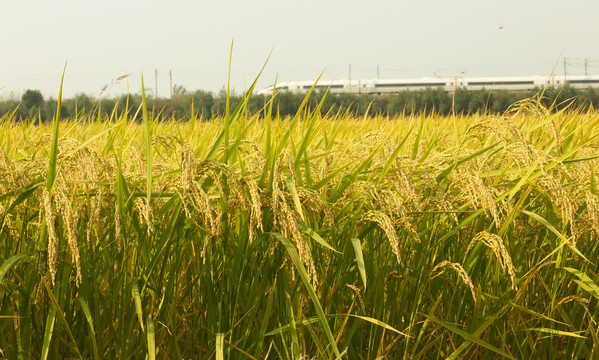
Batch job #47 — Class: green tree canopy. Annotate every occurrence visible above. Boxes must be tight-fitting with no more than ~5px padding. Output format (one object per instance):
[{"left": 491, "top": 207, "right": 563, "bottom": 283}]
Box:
[{"left": 21, "top": 89, "right": 44, "bottom": 111}]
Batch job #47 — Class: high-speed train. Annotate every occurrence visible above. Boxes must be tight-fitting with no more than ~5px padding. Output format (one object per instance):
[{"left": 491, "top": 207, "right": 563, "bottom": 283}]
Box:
[{"left": 256, "top": 75, "right": 599, "bottom": 96}]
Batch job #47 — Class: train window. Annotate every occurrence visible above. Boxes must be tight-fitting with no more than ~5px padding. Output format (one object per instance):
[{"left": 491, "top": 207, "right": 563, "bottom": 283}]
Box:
[
  {"left": 468, "top": 81, "right": 534, "bottom": 86},
  {"left": 569, "top": 80, "right": 599, "bottom": 84},
  {"left": 375, "top": 82, "right": 445, "bottom": 88}
]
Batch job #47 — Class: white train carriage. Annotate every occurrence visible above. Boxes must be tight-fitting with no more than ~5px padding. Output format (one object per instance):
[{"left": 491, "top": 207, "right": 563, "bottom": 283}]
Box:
[
  {"left": 462, "top": 76, "right": 545, "bottom": 91},
  {"left": 557, "top": 75, "right": 599, "bottom": 89},
  {"left": 369, "top": 78, "right": 454, "bottom": 94},
  {"left": 257, "top": 75, "right": 599, "bottom": 95}
]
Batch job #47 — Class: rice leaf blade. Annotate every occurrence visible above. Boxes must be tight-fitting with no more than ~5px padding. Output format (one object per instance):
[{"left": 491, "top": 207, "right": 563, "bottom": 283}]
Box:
[
  {"left": 562, "top": 267, "right": 599, "bottom": 300},
  {"left": 147, "top": 318, "right": 156, "bottom": 360},
  {"left": 216, "top": 333, "right": 225, "bottom": 360},
  {"left": 78, "top": 297, "right": 100, "bottom": 360},
  {"left": 351, "top": 238, "right": 367, "bottom": 288},
  {"left": 422, "top": 313, "right": 516, "bottom": 360},
  {"left": 272, "top": 232, "right": 341, "bottom": 357},
  {"left": 297, "top": 220, "right": 340, "bottom": 253},
  {"left": 132, "top": 281, "right": 144, "bottom": 332}
]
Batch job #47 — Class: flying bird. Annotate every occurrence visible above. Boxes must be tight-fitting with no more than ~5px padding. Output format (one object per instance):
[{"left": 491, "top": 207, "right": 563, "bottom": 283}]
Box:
[{"left": 499, "top": 24, "right": 505, "bottom": 30}]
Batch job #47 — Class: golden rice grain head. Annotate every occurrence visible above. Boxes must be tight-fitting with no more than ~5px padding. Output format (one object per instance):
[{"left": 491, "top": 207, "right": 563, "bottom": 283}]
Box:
[
  {"left": 42, "top": 189, "right": 58, "bottom": 285},
  {"left": 200, "top": 234, "right": 212, "bottom": 263},
  {"left": 298, "top": 188, "right": 337, "bottom": 231},
  {"left": 238, "top": 140, "right": 265, "bottom": 175},
  {"left": 133, "top": 197, "right": 154, "bottom": 237},
  {"left": 280, "top": 200, "right": 318, "bottom": 288},
  {"left": 114, "top": 201, "right": 123, "bottom": 252},
  {"left": 453, "top": 170, "right": 502, "bottom": 228},
  {"left": 244, "top": 177, "right": 263, "bottom": 243},
  {"left": 393, "top": 167, "right": 421, "bottom": 211},
  {"left": 188, "top": 177, "right": 222, "bottom": 238},
  {"left": 585, "top": 191, "right": 599, "bottom": 237},
  {"left": 431, "top": 260, "right": 476, "bottom": 303},
  {"left": 123, "top": 146, "right": 145, "bottom": 178},
  {"left": 370, "top": 187, "right": 407, "bottom": 220},
  {"left": 86, "top": 189, "right": 104, "bottom": 249},
  {"left": 365, "top": 211, "right": 401, "bottom": 266},
  {"left": 180, "top": 143, "right": 196, "bottom": 197},
  {"left": 558, "top": 295, "right": 597, "bottom": 326},
  {"left": 55, "top": 190, "right": 82, "bottom": 286},
  {"left": 467, "top": 232, "right": 517, "bottom": 290},
  {"left": 398, "top": 216, "right": 420, "bottom": 243},
  {"left": 271, "top": 160, "right": 285, "bottom": 228},
  {"left": 346, "top": 284, "right": 366, "bottom": 313},
  {"left": 538, "top": 174, "right": 577, "bottom": 245}
]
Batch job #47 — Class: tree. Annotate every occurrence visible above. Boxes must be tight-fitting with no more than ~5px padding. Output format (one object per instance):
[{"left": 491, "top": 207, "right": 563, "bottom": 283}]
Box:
[
  {"left": 191, "top": 90, "right": 214, "bottom": 119},
  {"left": 21, "top": 89, "right": 44, "bottom": 115},
  {"left": 172, "top": 84, "right": 188, "bottom": 96}
]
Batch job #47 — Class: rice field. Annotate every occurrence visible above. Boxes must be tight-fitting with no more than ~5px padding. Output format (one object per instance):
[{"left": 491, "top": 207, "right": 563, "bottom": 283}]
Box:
[{"left": 1, "top": 82, "right": 599, "bottom": 359}]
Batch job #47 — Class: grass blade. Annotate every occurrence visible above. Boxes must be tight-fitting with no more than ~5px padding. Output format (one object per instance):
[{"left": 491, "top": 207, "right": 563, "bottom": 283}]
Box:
[
  {"left": 297, "top": 220, "right": 340, "bottom": 254},
  {"left": 0, "top": 253, "right": 31, "bottom": 285},
  {"left": 272, "top": 232, "right": 341, "bottom": 357},
  {"left": 40, "top": 307, "right": 56, "bottom": 360},
  {"left": 78, "top": 297, "right": 100, "bottom": 360},
  {"left": 141, "top": 75, "right": 153, "bottom": 209},
  {"left": 527, "top": 327, "right": 587, "bottom": 339},
  {"left": 285, "top": 179, "right": 304, "bottom": 221},
  {"left": 41, "top": 276, "right": 83, "bottom": 359},
  {"left": 147, "top": 318, "right": 156, "bottom": 360},
  {"left": 562, "top": 267, "right": 599, "bottom": 300},
  {"left": 132, "top": 281, "right": 144, "bottom": 332},
  {"left": 46, "top": 64, "right": 66, "bottom": 193},
  {"left": 351, "top": 238, "right": 367, "bottom": 288},
  {"left": 421, "top": 313, "right": 516, "bottom": 360},
  {"left": 216, "top": 333, "right": 225, "bottom": 360},
  {"left": 521, "top": 210, "right": 590, "bottom": 263}
]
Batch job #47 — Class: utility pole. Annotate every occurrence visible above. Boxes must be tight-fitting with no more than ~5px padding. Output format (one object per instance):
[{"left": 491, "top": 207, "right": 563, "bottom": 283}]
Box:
[
  {"left": 155, "top": 69, "right": 158, "bottom": 98},
  {"left": 563, "top": 57, "right": 567, "bottom": 81},
  {"left": 585, "top": 58, "right": 588, "bottom": 76},
  {"left": 349, "top": 64, "right": 352, "bottom": 93},
  {"left": 169, "top": 70, "right": 173, "bottom": 98},
  {"left": 377, "top": 65, "right": 380, "bottom": 79}
]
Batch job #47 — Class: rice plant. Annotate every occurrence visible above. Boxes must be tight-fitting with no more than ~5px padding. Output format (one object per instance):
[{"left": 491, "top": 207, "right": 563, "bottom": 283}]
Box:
[{"left": 0, "top": 80, "right": 598, "bottom": 359}]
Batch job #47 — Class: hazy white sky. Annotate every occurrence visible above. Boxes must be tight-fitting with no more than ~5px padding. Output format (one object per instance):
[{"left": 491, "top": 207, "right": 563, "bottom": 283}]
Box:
[{"left": 1, "top": 0, "right": 598, "bottom": 99}]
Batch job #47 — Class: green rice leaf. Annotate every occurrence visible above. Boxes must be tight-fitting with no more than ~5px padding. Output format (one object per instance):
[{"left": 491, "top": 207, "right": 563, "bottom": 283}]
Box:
[
  {"left": 46, "top": 64, "right": 67, "bottom": 193},
  {"left": 345, "top": 314, "right": 409, "bottom": 337},
  {"left": 296, "top": 220, "right": 340, "bottom": 253},
  {"left": 41, "top": 307, "right": 56, "bottom": 360},
  {"left": 422, "top": 313, "right": 516, "bottom": 360},
  {"left": 141, "top": 75, "right": 152, "bottom": 207},
  {"left": 265, "top": 317, "right": 321, "bottom": 336},
  {"left": 272, "top": 232, "right": 341, "bottom": 357},
  {"left": 521, "top": 210, "right": 590, "bottom": 263},
  {"left": 435, "top": 142, "right": 498, "bottom": 184},
  {"left": 0, "top": 253, "right": 31, "bottom": 285},
  {"left": 527, "top": 327, "right": 587, "bottom": 339},
  {"left": 285, "top": 179, "right": 304, "bottom": 221},
  {"left": 4, "top": 177, "right": 44, "bottom": 214},
  {"left": 411, "top": 115, "right": 424, "bottom": 160},
  {"left": 41, "top": 277, "right": 83, "bottom": 359},
  {"left": 216, "top": 333, "right": 225, "bottom": 360},
  {"left": 376, "top": 127, "right": 414, "bottom": 185},
  {"left": 131, "top": 281, "right": 144, "bottom": 332},
  {"left": 285, "top": 295, "right": 301, "bottom": 359},
  {"left": 78, "top": 297, "right": 100, "bottom": 360},
  {"left": 562, "top": 267, "right": 599, "bottom": 300},
  {"left": 351, "top": 238, "right": 367, "bottom": 288},
  {"left": 147, "top": 318, "right": 156, "bottom": 360}
]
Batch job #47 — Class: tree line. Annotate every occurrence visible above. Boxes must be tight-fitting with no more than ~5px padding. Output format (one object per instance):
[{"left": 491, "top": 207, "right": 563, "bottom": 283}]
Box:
[{"left": 1, "top": 85, "right": 598, "bottom": 122}]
